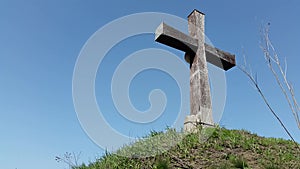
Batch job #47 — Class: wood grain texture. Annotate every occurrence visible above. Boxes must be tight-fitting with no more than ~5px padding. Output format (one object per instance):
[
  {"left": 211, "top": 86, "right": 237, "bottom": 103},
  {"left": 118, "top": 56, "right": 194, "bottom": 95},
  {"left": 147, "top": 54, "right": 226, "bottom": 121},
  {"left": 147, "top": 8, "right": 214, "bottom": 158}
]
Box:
[{"left": 155, "top": 10, "right": 236, "bottom": 127}]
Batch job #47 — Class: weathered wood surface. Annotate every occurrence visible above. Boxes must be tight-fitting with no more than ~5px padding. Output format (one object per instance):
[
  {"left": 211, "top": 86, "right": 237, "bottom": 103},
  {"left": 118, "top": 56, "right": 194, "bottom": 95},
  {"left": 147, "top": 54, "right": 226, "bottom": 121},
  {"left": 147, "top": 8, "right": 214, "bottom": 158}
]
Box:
[
  {"left": 155, "top": 23, "right": 235, "bottom": 70},
  {"left": 155, "top": 9, "right": 236, "bottom": 128},
  {"left": 204, "top": 44, "right": 235, "bottom": 70},
  {"left": 155, "top": 22, "right": 198, "bottom": 54},
  {"left": 188, "top": 10, "right": 213, "bottom": 125}
]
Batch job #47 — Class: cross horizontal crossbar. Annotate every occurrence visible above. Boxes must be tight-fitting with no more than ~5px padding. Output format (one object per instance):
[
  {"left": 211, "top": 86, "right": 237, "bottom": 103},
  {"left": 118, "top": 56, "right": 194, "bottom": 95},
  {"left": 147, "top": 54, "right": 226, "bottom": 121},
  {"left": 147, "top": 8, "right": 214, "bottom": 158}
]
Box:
[
  {"left": 155, "top": 22, "right": 198, "bottom": 54},
  {"left": 155, "top": 22, "right": 236, "bottom": 70}
]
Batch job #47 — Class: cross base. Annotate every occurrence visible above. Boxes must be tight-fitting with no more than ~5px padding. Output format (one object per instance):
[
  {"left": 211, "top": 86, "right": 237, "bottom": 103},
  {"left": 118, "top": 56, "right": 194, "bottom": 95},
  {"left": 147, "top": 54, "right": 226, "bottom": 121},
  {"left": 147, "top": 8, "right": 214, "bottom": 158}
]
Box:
[{"left": 183, "top": 114, "right": 215, "bottom": 133}]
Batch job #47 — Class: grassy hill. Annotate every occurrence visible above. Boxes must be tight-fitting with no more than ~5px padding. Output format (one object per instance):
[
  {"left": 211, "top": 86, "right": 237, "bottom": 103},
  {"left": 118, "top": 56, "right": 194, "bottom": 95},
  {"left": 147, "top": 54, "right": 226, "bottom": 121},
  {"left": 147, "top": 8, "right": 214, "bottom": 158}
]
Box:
[{"left": 75, "top": 127, "right": 300, "bottom": 169}]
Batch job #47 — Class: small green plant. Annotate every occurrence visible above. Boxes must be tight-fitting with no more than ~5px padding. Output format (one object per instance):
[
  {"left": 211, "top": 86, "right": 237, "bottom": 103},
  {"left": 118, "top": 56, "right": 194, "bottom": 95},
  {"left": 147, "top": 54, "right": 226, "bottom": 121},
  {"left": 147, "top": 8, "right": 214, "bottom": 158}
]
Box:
[
  {"left": 228, "top": 155, "right": 249, "bottom": 169},
  {"left": 233, "top": 159, "right": 248, "bottom": 169},
  {"left": 148, "top": 130, "right": 164, "bottom": 137},
  {"left": 264, "top": 163, "right": 281, "bottom": 169},
  {"left": 154, "top": 158, "right": 169, "bottom": 169}
]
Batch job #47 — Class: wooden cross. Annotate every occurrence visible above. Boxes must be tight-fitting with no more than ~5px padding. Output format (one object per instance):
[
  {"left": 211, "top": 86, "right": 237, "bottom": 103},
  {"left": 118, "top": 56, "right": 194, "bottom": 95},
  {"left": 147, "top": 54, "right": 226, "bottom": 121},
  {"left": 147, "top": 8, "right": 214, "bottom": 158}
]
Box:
[{"left": 155, "top": 9, "right": 235, "bottom": 130}]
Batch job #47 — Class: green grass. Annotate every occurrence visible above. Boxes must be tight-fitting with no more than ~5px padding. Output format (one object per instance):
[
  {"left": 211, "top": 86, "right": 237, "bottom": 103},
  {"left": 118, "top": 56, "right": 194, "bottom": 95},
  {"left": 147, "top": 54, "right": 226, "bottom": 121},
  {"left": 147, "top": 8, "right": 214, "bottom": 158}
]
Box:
[{"left": 74, "top": 127, "right": 300, "bottom": 169}]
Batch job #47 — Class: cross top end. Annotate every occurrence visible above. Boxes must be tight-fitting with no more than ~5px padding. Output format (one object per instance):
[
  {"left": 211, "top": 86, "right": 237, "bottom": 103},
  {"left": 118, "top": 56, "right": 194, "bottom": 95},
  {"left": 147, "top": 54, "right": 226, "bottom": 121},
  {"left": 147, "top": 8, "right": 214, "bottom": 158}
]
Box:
[{"left": 188, "top": 9, "right": 205, "bottom": 18}]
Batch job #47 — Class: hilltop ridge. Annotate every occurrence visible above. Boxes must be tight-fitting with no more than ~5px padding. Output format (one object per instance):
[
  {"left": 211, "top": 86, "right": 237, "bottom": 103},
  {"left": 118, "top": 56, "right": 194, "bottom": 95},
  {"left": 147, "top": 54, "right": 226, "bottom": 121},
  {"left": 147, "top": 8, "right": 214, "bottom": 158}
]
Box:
[{"left": 76, "top": 127, "right": 300, "bottom": 169}]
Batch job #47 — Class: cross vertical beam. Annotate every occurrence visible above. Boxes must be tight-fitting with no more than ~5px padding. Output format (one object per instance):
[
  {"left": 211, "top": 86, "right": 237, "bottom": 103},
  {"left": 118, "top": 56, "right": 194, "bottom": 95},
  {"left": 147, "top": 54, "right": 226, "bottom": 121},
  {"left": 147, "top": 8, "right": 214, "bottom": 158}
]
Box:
[{"left": 188, "top": 11, "right": 213, "bottom": 125}]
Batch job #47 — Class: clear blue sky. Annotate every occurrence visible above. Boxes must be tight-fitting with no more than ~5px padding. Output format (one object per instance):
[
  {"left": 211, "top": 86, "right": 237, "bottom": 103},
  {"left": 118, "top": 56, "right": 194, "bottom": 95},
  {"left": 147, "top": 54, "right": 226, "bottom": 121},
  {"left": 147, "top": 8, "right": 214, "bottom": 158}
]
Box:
[{"left": 1, "top": 0, "right": 300, "bottom": 168}]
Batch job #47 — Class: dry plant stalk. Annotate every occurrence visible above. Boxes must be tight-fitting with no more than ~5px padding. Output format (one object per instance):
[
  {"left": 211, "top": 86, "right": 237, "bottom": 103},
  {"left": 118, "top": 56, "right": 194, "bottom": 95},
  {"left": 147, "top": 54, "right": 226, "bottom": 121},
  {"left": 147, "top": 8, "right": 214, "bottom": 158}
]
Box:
[
  {"left": 239, "top": 24, "right": 300, "bottom": 149},
  {"left": 55, "top": 152, "right": 81, "bottom": 169},
  {"left": 261, "top": 25, "right": 300, "bottom": 129}
]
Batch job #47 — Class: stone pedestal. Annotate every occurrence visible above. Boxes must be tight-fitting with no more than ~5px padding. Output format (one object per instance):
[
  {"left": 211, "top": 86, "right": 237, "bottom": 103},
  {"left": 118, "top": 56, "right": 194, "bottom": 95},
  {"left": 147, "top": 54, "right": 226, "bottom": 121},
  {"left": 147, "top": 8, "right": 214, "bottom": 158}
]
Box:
[
  {"left": 184, "top": 114, "right": 199, "bottom": 133},
  {"left": 184, "top": 113, "right": 215, "bottom": 133}
]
